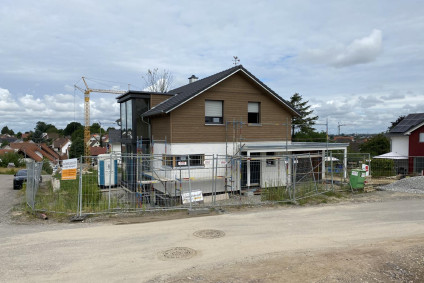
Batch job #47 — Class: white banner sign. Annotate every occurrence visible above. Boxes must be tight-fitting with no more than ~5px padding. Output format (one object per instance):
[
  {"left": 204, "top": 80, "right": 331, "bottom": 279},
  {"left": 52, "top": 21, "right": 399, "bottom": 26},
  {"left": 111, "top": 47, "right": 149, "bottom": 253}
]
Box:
[{"left": 182, "top": 190, "right": 203, "bottom": 204}]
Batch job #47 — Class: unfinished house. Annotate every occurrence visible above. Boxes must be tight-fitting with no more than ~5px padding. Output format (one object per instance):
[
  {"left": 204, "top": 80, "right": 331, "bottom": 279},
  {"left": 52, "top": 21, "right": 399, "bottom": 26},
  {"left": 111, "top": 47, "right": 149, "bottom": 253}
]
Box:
[{"left": 116, "top": 65, "right": 348, "bottom": 200}]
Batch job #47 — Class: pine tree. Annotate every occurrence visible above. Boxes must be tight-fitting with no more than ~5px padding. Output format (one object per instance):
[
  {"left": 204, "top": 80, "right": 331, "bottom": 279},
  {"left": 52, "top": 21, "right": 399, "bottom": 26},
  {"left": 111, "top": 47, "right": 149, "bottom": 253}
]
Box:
[{"left": 290, "top": 93, "right": 318, "bottom": 136}]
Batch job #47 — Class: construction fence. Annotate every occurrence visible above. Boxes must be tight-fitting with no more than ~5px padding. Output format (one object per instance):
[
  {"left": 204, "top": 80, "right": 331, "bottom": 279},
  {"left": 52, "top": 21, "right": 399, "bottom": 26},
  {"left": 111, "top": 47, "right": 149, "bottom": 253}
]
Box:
[{"left": 25, "top": 153, "right": 423, "bottom": 216}]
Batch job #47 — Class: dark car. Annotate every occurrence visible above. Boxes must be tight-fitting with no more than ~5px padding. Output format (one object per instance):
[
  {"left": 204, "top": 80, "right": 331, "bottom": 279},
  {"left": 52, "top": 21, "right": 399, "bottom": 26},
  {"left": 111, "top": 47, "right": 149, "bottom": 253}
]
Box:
[{"left": 13, "top": 169, "right": 42, "bottom": 190}]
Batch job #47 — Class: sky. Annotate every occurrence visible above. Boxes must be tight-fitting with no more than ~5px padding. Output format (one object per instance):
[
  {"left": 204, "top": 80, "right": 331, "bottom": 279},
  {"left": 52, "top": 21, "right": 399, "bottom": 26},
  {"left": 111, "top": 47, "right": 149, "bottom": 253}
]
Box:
[{"left": 1, "top": 0, "right": 423, "bottom": 135}]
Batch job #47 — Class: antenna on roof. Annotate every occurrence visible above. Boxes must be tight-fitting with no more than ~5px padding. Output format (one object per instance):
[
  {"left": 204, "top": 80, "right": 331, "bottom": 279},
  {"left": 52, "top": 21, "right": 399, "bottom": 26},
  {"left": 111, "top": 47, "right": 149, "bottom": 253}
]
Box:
[{"left": 233, "top": 56, "right": 240, "bottom": 66}]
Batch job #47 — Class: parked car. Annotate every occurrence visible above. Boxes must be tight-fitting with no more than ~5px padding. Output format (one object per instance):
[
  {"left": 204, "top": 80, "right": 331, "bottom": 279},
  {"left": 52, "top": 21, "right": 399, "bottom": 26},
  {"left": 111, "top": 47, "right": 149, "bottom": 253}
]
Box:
[{"left": 13, "top": 169, "right": 42, "bottom": 190}]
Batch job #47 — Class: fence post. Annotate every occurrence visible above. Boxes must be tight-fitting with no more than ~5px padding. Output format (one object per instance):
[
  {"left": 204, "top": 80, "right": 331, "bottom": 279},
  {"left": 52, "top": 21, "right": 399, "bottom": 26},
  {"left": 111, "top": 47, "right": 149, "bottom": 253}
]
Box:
[
  {"left": 330, "top": 151, "right": 334, "bottom": 191},
  {"left": 187, "top": 155, "right": 192, "bottom": 210},
  {"left": 292, "top": 156, "right": 297, "bottom": 201},
  {"left": 78, "top": 156, "right": 83, "bottom": 217},
  {"left": 211, "top": 154, "right": 215, "bottom": 205},
  {"left": 108, "top": 154, "right": 112, "bottom": 211},
  {"left": 214, "top": 155, "right": 218, "bottom": 205}
]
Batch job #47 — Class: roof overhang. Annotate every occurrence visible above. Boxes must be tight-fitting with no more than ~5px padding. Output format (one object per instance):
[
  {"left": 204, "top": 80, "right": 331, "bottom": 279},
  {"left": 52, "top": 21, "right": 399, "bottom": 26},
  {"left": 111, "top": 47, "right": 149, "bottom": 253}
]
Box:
[
  {"left": 243, "top": 142, "right": 349, "bottom": 153},
  {"left": 116, "top": 91, "right": 172, "bottom": 103},
  {"left": 404, "top": 121, "right": 424, "bottom": 135}
]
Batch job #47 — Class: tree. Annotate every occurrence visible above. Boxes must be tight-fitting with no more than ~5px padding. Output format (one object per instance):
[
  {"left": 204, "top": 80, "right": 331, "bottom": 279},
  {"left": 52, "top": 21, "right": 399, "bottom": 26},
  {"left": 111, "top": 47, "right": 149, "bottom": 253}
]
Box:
[
  {"left": 90, "top": 123, "right": 105, "bottom": 134},
  {"left": 388, "top": 115, "right": 405, "bottom": 131},
  {"left": 31, "top": 130, "right": 44, "bottom": 143},
  {"left": 359, "top": 134, "right": 390, "bottom": 156},
  {"left": 71, "top": 127, "right": 84, "bottom": 142},
  {"left": 142, "top": 68, "right": 174, "bottom": 92},
  {"left": 69, "top": 138, "right": 84, "bottom": 158},
  {"left": 16, "top": 132, "right": 22, "bottom": 139},
  {"left": 35, "top": 121, "right": 48, "bottom": 133},
  {"left": 63, "top": 122, "right": 83, "bottom": 137},
  {"left": 290, "top": 93, "right": 319, "bottom": 136},
  {"left": 1, "top": 140, "right": 9, "bottom": 148},
  {"left": 1, "top": 126, "right": 14, "bottom": 135}
]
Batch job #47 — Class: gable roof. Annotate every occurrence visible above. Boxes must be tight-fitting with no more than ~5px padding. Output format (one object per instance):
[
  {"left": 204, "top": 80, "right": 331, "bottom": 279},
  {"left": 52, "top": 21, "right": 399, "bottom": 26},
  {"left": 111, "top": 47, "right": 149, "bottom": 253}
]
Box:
[
  {"left": 389, "top": 113, "right": 424, "bottom": 134},
  {"left": 142, "top": 65, "right": 300, "bottom": 117},
  {"left": 90, "top": 146, "right": 107, "bottom": 156},
  {"left": 9, "top": 142, "right": 59, "bottom": 163},
  {"left": 53, "top": 137, "right": 70, "bottom": 149}
]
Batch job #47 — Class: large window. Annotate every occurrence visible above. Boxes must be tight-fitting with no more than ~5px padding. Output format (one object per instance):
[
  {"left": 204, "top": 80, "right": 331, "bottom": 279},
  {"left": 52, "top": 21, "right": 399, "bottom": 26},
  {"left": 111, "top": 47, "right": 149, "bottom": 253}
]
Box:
[
  {"left": 126, "top": 100, "right": 132, "bottom": 139},
  {"left": 205, "top": 100, "right": 223, "bottom": 124},
  {"left": 120, "top": 102, "right": 127, "bottom": 138},
  {"left": 419, "top": 133, "right": 424, "bottom": 143},
  {"left": 163, "top": 154, "right": 205, "bottom": 167},
  {"left": 248, "top": 102, "right": 260, "bottom": 124}
]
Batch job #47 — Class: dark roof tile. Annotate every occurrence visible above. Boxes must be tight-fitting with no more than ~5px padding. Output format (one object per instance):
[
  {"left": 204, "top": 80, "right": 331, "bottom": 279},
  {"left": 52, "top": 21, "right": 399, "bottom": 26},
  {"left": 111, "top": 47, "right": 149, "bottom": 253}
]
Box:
[
  {"left": 142, "top": 65, "right": 299, "bottom": 117},
  {"left": 389, "top": 113, "right": 424, "bottom": 134}
]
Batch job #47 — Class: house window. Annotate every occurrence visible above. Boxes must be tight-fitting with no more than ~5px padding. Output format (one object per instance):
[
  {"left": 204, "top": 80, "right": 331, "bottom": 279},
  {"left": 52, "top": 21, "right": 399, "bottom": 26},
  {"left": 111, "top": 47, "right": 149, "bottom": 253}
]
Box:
[
  {"left": 205, "top": 100, "right": 223, "bottom": 124},
  {"left": 163, "top": 155, "right": 205, "bottom": 168},
  {"left": 248, "top": 102, "right": 260, "bottom": 124},
  {"left": 120, "top": 102, "right": 126, "bottom": 138},
  {"left": 266, "top": 152, "right": 275, "bottom": 166},
  {"left": 126, "top": 100, "right": 132, "bottom": 139},
  {"left": 419, "top": 133, "right": 424, "bottom": 143}
]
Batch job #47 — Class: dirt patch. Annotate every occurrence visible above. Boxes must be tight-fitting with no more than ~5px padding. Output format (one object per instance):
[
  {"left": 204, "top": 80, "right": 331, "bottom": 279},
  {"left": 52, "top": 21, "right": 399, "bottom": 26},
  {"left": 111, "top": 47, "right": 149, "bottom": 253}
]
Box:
[{"left": 154, "top": 236, "right": 424, "bottom": 282}]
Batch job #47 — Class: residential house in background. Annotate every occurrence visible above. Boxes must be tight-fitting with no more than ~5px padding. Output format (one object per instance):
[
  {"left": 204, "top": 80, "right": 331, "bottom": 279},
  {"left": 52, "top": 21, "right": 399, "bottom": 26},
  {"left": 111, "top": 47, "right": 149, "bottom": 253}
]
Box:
[
  {"left": 116, "top": 65, "right": 349, "bottom": 193},
  {"left": 52, "top": 137, "right": 71, "bottom": 158},
  {"left": 108, "top": 129, "right": 121, "bottom": 154},
  {"left": 387, "top": 113, "right": 424, "bottom": 174},
  {"left": 9, "top": 141, "right": 60, "bottom": 165}
]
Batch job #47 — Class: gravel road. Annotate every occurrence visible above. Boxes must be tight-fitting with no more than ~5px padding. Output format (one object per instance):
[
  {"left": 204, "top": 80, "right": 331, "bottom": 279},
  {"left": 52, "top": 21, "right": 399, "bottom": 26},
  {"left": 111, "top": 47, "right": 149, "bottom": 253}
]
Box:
[{"left": 1, "top": 198, "right": 424, "bottom": 282}]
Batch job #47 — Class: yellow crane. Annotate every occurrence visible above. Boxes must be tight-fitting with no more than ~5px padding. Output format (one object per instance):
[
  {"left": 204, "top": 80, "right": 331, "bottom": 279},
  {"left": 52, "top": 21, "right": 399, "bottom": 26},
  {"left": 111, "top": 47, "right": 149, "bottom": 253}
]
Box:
[{"left": 74, "top": 77, "right": 126, "bottom": 157}]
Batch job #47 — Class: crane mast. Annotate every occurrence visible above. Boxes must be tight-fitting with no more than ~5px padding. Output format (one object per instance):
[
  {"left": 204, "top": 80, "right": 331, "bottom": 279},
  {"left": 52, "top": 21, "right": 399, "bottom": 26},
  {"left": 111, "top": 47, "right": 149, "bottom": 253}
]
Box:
[{"left": 74, "top": 77, "right": 126, "bottom": 158}]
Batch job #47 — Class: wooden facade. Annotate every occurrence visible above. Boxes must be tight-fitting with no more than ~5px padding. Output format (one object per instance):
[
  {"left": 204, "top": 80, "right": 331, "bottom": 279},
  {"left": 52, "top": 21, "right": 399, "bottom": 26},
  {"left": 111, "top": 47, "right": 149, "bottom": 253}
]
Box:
[
  {"left": 150, "top": 94, "right": 172, "bottom": 108},
  {"left": 151, "top": 72, "right": 292, "bottom": 143}
]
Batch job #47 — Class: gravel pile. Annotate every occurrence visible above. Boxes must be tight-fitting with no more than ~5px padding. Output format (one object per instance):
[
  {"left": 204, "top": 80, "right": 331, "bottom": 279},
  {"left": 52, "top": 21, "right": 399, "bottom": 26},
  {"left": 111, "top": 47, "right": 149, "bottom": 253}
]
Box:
[{"left": 379, "top": 176, "right": 424, "bottom": 194}]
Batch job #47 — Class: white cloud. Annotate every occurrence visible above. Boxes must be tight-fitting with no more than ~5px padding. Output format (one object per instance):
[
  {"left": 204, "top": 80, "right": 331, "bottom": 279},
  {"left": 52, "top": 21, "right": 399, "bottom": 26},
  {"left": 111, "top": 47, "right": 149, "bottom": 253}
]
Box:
[
  {"left": 303, "top": 29, "right": 383, "bottom": 68},
  {"left": 0, "top": 88, "right": 120, "bottom": 132}
]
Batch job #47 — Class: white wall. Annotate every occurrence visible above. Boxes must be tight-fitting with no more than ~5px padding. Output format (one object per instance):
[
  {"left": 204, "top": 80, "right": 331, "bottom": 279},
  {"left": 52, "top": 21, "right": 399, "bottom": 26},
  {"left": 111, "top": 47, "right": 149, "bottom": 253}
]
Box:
[
  {"left": 391, "top": 136, "right": 409, "bottom": 156},
  {"left": 260, "top": 155, "right": 289, "bottom": 187}
]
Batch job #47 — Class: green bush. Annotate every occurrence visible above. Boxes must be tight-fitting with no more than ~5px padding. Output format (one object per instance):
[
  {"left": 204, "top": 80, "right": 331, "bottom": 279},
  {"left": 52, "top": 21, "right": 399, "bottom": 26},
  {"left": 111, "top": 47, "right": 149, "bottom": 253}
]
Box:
[
  {"left": 42, "top": 160, "right": 53, "bottom": 174},
  {"left": 370, "top": 159, "right": 395, "bottom": 177},
  {"left": 0, "top": 152, "right": 25, "bottom": 167}
]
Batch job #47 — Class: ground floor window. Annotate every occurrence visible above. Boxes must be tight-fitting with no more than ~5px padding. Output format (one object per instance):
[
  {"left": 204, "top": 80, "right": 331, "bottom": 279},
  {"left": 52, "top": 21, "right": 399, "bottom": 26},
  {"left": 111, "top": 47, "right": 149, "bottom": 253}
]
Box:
[
  {"left": 413, "top": 157, "right": 424, "bottom": 173},
  {"left": 162, "top": 154, "right": 205, "bottom": 168}
]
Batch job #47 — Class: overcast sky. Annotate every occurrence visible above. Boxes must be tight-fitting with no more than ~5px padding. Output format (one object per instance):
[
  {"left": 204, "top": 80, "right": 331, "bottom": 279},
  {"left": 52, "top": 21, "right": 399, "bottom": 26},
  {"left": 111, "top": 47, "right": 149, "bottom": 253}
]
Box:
[{"left": 1, "top": 0, "right": 423, "bottom": 134}]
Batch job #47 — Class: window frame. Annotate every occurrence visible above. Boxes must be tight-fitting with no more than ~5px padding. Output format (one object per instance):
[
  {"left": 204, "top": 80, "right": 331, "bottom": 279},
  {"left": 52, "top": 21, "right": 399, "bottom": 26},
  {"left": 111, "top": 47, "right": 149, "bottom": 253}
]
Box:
[
  {"left": 205, "top": 100, "right": 223, "bottom": 125},
  {"left": 162, "top": 154, "right": 205, "bottom": 168},
  {"left": 248, "top": 102, "right": 260, "bottom": 124},
  {"left": 419, "top": 133, "right": 424, "bottom": 143}
]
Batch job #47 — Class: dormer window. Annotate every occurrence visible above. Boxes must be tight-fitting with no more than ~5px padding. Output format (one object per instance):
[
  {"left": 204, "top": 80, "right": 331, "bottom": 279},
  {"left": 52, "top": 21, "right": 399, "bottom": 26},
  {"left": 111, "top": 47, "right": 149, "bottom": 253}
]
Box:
[{"left": 205, "top": 100, "right": 223, "bottom": 124}]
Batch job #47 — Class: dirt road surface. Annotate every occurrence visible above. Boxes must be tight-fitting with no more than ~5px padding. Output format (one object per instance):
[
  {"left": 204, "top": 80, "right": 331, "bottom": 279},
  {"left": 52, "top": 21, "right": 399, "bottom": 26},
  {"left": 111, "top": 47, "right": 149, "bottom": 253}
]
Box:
[{"left": 1, "top": 198, "right": 424, "bottom": 282}]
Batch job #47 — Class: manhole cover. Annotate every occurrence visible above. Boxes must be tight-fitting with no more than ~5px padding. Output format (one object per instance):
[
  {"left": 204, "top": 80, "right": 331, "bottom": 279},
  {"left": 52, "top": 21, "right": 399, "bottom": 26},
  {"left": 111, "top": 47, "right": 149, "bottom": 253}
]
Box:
[
  {"left": 193, "top": 229, "right": 225, "bottom": 239},
  {"left": 159, "top": 247, "right": 197, "bottom": 260}
]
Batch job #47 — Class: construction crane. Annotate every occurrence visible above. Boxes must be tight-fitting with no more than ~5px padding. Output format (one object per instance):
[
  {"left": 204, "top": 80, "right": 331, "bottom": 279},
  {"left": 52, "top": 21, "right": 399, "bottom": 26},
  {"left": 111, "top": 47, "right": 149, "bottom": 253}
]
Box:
[
  {"left": 74, "top": 77, "right": 126, "bottom": 157},
  {"left": 337, "top": 122, "right": 354, "bottom": 135}
]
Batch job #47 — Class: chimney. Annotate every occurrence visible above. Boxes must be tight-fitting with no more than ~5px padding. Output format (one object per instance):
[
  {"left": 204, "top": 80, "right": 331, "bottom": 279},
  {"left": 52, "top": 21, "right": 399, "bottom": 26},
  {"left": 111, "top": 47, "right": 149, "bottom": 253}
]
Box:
[{"left": 188, "top": 75, "right": 198, "bottom": 83}]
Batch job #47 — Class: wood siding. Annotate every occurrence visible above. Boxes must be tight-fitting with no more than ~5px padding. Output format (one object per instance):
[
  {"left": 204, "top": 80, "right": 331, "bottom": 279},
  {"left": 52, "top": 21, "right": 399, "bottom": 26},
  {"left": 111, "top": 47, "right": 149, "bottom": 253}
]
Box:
[
  {"left": 151, "top": 114, "right": 171, "bottom": 141},
  {"left": 165, "top": 72, "right": 292, "bottom": 143},
  {"left": 151, "top": 94, "right": 173, "bottom": 108}
]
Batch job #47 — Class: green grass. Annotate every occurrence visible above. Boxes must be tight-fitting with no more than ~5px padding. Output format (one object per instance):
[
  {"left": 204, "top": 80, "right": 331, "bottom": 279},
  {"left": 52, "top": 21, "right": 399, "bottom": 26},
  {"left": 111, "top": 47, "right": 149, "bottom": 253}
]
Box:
[
  {"left": 32, "top": 170, "right": 122, "bottom": 215},
  {"left": 0, "top": 167, "right": 25, "bottom": 175}
]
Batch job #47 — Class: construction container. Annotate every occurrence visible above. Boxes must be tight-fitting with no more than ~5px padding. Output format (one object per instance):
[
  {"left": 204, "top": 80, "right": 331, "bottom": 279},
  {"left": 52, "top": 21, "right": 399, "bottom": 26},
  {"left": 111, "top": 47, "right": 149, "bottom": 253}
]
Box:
[
  {"left": 350, "top": 169, "right": 366, "bottom": 189},
  {"left": 98, "top": 154, "right": 118, "bottom": 188}
]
